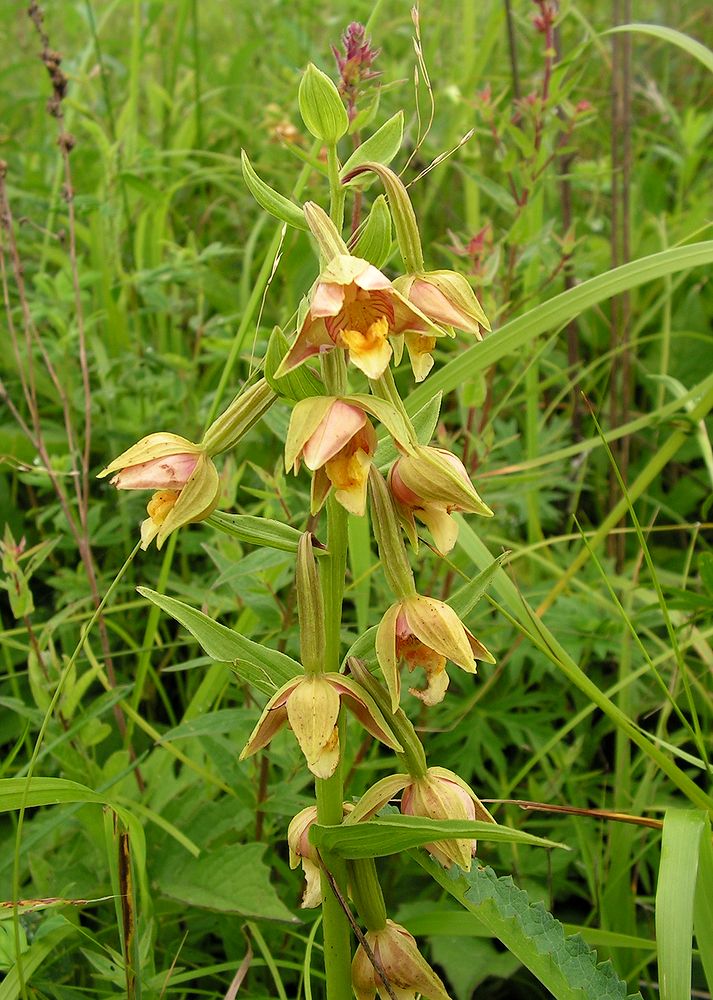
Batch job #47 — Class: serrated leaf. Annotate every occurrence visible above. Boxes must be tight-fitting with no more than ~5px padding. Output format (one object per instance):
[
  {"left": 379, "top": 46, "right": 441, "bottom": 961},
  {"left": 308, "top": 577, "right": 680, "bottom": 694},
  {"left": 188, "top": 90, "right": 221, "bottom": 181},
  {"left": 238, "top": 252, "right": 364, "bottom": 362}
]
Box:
[
  {"left": 415, "top": 855, "right": 641, "bottom": 1000},
  {"left": 310, "top": 815, "right": 565, "bottom": 858},
  {"left": 138, "top": 588, "right": 301, "bottom": 694},
  {"left": 241, "top": 151, "right": 308, "bottom": 230},
  {"left": 157, "top": 843, "right": 297, "bottom": 922},
  {"left": 341, "top": 111, "right": 404, "bottom": 177}
]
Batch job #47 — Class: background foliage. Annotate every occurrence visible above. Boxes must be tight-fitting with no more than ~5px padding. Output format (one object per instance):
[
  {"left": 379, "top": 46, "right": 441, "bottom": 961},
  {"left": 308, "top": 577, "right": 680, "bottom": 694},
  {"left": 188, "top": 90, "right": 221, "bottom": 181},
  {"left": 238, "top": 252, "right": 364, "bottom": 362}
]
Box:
[{"left": 0, "top": 1, "right": 711, "bottom": 997}]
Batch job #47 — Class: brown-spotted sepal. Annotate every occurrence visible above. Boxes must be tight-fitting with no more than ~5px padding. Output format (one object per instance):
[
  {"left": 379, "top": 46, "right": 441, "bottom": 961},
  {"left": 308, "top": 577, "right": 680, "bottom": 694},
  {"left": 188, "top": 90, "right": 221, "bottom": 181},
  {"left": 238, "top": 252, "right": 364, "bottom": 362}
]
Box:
[
  {"left": 351, "top": 919, "right": 452, "bottom": 1000},
  {"left": 375, "top": 594, "right": 495, "bottom": 711},
  {"left": 239, "top": 674, "right": 401, "bottom": 779}
]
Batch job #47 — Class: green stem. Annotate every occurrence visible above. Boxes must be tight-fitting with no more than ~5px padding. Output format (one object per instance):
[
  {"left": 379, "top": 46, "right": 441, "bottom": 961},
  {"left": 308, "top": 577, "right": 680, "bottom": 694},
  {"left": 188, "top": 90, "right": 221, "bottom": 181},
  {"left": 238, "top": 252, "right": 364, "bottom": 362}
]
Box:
[
  {"left": 327, "top": 143, "right": 346, "bottom": 231},
  {"left": 347, "top": 858, "right": 387, "bottom": 932},
  {"left": 317, "top": 343, "right": 352, "bottom": 995},
  {"left": 371, "top": 369, "right": 419, "bottom": 447}
]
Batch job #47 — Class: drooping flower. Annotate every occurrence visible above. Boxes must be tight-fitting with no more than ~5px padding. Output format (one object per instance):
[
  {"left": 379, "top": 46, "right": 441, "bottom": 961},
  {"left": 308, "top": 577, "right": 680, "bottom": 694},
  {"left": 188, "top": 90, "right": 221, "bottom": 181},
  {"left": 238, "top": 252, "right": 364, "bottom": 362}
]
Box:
[
  {"left": 239, "top": 673, "right": 401, "bottom": 779},
  {"left": 348, "top": 767, "right": 495, "bottom": 872},
  {"left": 351, "top": 919, "right": 452, "bottom": 1000},
  {"left": 389, "top": 445, "right": 492, "bottom": 553},
  {"left": 97, "top": 433, "right": 220, "bottom": 550},
  {"left": 287, "top": 803, "right": 352, "bottom": 908},
  {"left": 285, "top": 397, "right": 376, "bottom": 516},
  {"left": 392, "top": 270, "right": 490, "bottom": 381},
  {"left": 375, "top": 594, "right": 494, "bottom": 710}
]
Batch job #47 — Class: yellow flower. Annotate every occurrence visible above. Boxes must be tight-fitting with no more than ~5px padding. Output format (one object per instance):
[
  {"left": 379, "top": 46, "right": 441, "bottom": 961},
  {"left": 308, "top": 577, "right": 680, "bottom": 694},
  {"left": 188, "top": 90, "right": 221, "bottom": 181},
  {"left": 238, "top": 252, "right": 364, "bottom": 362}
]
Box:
[{"left": 239, "top": 673, "right": 401, "bottom": 779}]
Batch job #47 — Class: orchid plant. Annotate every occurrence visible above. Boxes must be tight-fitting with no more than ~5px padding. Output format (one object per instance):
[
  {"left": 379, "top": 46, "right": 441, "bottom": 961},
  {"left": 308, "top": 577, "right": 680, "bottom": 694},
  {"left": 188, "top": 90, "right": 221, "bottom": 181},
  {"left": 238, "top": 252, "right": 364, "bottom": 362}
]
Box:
[{"left": 98, "top": 28, "right": 506, "bottom": 1000}]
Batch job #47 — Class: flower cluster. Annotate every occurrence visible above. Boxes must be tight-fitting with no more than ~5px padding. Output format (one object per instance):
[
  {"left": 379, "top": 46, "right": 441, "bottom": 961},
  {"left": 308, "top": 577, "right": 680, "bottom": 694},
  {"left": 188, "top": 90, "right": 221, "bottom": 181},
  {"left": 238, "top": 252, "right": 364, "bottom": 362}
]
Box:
[{"left": 101, "top": 54, "right": 501, "bottom": 1000}]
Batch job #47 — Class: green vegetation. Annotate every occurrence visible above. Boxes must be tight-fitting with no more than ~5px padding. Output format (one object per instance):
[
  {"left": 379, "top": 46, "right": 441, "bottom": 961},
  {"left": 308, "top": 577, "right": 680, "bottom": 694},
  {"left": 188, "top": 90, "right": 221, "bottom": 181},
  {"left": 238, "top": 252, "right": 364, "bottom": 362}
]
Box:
[{"left": 1, "top": 2, "right": 711, "bottom": 998}]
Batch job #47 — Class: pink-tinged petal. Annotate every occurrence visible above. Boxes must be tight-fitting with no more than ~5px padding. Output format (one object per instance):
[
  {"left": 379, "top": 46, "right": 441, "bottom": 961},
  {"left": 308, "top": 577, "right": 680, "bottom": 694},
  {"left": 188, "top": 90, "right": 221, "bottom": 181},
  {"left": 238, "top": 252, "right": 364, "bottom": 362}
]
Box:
[
  {"left": 98, "top": 432, "right": 199, "bottom": 479},
  {"left": 390, "top": 461, "right": 421, "bottom": 506},
  {"left": 354, "top": 262, "right": 393, "bottom": 291},
  {"left": 311, "top": 281, "right": 345, "bottom": 318},
  {"left": 239, "top": 675, "right": 303, "bottom": 760},
  {"left": 111, "top": 452, "right": 199, "bottom": 491},
  {"left": 276, "top": 315, "right": 334, "bottom": 375},
  {"left": 239, "top": 704, "right": 288, "bottom": 759},
  {"left": 465, "top": 627, "right": 496, "bottom": 665},
  {"left": 409, "top": 278, "right": 474, "bottom": 329},
  {"left": 327, "top": 675, "right": 402, "bottom": 751},
  {"left": 302, "top": 401, "right": 366, "bottom": 470}
]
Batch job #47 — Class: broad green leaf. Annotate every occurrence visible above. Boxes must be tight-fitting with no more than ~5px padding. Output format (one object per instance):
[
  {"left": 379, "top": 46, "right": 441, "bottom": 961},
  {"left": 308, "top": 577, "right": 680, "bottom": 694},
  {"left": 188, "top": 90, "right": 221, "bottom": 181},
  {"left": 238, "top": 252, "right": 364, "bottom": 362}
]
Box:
[
  {"left": 407, "top": 243, "right": 713, "bottom": 415},
  {"left": 656, "top": 808, "right": 706, "bottom": 1000},
  {"left": 341, "top": 111, "right": 405, "bottom": 176},
  {"left": 138, "top": 588, "right": 301, "bottom": 694},
  {"left": 157, "top": 843, "right": 297, "bottom": 923},
  {"left": 207, "top": 511, "right": 325, "bottom": 555},
  {"left": 310, "top": 815, "right": 564, "bottom": 858},
  {"left": 694, "top": 817, "right": 713, "bottom": 992},
  {"left": 416, "top": 855, "right": 641, "bottom": 1000},
  {"left": 0, "top": 776, "right": 107, "bottom": 812},
  {"left": 606, "top": 23, "right": 713, "bottom": 74},
  {"left": 241, "top": 150, "right": 308, "bottom": 230},
  {"left": 0, "top": 923, "right": 75, "bottom": 1000}
]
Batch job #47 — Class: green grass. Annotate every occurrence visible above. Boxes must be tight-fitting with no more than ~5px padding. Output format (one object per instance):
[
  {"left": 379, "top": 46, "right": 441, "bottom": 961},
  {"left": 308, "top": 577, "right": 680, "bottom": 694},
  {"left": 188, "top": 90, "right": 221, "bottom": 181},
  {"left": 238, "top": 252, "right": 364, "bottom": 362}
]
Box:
[{"left": 1, "top": 1, "right": 712, "bottom": 998}]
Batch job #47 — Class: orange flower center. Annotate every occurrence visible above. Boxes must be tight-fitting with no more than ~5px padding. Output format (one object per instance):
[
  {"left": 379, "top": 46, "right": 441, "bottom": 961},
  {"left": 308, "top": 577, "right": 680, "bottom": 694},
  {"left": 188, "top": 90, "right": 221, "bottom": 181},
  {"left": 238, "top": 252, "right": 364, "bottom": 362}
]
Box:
[
  {"left": 146, "top": 489, "right": 179, "bottom": 525},
  {"left": 325, "top": 438, "right": 368, "bottom": 491}
]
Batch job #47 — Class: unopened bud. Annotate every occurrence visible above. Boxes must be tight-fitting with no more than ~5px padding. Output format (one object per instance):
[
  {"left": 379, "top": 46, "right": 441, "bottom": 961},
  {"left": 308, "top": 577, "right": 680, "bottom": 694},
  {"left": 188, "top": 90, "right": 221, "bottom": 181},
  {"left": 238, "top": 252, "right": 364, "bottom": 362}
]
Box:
[{"left": 298, "top": 63, "right": 349, "bottom": 144}]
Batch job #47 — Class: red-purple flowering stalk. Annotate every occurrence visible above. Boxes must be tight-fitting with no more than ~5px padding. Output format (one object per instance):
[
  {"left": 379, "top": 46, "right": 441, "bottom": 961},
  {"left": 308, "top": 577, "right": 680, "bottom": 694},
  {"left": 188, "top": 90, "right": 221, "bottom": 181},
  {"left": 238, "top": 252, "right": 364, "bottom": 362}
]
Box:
[{"left": 332, "top": 22, "right": 381, "bottom": 120}]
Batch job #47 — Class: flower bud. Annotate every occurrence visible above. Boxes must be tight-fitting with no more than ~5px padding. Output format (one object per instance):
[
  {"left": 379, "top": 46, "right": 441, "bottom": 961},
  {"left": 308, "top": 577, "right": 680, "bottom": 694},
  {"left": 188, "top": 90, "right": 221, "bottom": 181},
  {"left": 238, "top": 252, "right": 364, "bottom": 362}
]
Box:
[
  {"left": 287, "top": 802, "right": 354, "bottom": 908},
  {"left": 288, "top": 806, "right": 322, "bottom": 908},
  {"left": 298, "top": 63, "right": 349, "bottom": 143},
  {"left": 389, "top": 446, "right": 491, "bottom": 554},
  {"left": 98, "top": 434, "right": 220, "bottom": 549},
  {"left": 200, "top": 378, "right": 275, "bottom": 456},
  {"left": 401, "top": 767, "right": 494, "bottom": 871},
  {"left": 394, "top": 270, "right": 490, "bottom": 336},
  {"left": 351, "top": 919, "right": 452, "bottom": 1000}
]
